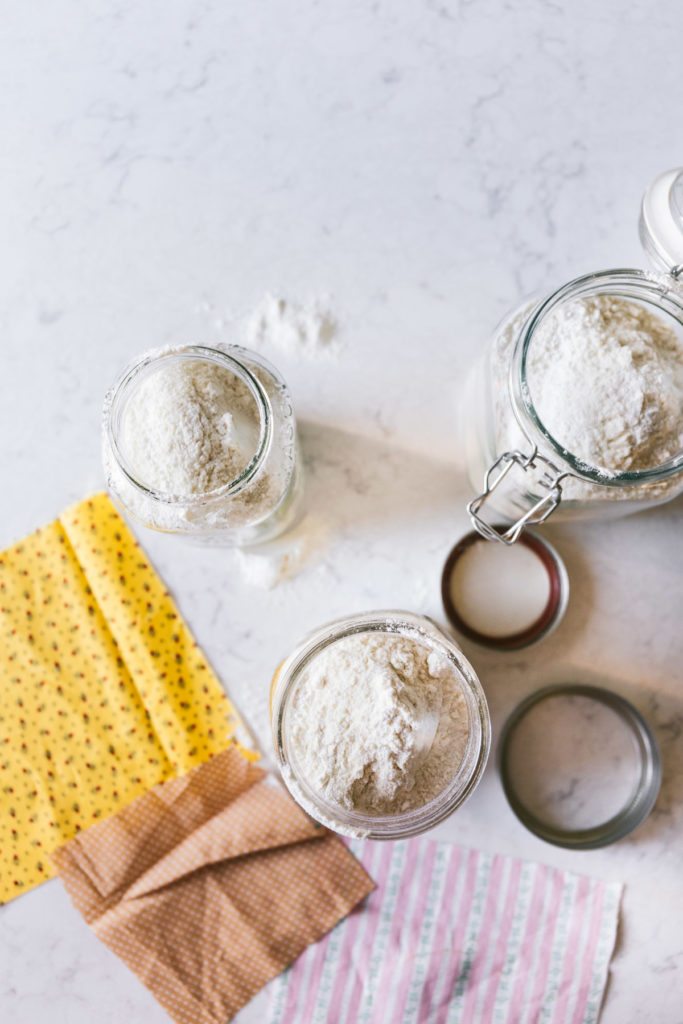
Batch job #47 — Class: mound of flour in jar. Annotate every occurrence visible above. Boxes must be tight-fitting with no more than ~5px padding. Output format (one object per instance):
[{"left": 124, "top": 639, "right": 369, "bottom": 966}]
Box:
[
  {"left": 525, "top": 295, "right": 683, "bottom": 473},
  {"left": 287, "top": 632, "right": 469, "bottom": 815},
  {"left": 121, "top": 358, "right": 262, "bottom": 495}
]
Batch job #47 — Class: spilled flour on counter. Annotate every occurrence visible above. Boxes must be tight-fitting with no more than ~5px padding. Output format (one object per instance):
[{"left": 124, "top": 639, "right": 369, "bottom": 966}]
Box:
[
  {"left": 288, "top": 632, "right": 469, "bottom": 815},
  {"left": 233, "top": 515, "right": 329, "bottom": 589},
  {"left": 245, "top": 294, "right": 340, "bottom": 359}
]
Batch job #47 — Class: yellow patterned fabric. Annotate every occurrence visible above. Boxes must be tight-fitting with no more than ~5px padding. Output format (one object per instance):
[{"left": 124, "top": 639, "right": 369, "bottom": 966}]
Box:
[{"left": 0, "top": 493, "right": 256, "bottom": 903}]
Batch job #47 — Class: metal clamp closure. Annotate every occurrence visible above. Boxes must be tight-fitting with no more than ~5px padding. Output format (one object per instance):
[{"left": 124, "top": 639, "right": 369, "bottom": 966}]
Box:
[{"left": 467, "top": 450, "right": 567, "bottom": 544}]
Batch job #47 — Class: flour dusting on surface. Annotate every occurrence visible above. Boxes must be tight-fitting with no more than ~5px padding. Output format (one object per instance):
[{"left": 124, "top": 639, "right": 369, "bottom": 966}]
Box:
[
  {"left": 245, "top": 294, "right": 340, "bottom": 359},
  {"left": 233, "top": 515, "right": 329, "bottom": 589}
]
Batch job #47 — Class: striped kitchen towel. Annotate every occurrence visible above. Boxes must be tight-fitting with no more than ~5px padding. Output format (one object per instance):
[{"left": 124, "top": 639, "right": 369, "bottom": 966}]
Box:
[{"left": 267, "top": 838, "right": 622, "bottom": 1024}]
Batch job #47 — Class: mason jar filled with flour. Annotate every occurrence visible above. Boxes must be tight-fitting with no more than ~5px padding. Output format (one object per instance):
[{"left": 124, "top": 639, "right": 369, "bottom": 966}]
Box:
[
  {"left": 271, "top": 611, "right": 491, "bottom": 840},
  {"left": 103, "top": 344, "right": 302, "bottom": 544},
  {"left": 462, "top": 168, "right": 683, "bottom": 543}
]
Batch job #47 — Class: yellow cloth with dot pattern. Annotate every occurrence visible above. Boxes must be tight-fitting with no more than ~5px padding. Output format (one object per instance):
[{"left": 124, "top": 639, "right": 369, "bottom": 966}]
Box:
[{"left": 0, "top": 493, "right": 256, "bottom": 903}]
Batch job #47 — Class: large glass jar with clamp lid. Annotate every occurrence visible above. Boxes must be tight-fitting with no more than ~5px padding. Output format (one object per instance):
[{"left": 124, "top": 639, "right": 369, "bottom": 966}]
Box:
[{"left": 461, "top": 168, "right": 683, "bottom": 544}]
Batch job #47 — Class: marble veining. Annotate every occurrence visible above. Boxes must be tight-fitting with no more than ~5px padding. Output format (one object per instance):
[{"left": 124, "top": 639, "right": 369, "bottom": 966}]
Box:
[{"left": 1, "top": 2, "right": 683, "bottom": 1022}]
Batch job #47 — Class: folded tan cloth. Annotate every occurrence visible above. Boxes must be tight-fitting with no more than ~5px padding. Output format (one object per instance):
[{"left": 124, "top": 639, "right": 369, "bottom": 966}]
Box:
[{"left": 53, "top": 747, "right": 374, "bottom": 1024}]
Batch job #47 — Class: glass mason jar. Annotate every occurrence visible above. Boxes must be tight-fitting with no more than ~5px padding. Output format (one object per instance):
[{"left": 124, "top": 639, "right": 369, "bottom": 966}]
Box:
[
  {"left": 462, "top": 168, "right": 683, "bottom": 544},
  {"left": 102, "top": 344, "right": 303, "bottom": 545},
  {"left": 270, "top": 610, "right": 491, "bottom": 840}
]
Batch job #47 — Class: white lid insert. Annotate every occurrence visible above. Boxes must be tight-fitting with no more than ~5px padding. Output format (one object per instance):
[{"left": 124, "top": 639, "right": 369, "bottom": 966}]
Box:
[{"left": 639, "top": 167, "right": 683, "bottom": 274}]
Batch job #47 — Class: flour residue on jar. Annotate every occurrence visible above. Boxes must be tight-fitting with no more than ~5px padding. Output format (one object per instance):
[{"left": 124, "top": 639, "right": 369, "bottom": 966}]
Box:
[{"left": 287, "top": 631, "right": 470, "bottom": 815}]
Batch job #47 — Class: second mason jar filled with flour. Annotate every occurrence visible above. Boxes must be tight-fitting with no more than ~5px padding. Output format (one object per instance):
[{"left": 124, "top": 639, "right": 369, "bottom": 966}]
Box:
[
  {"left": 462, "top": 168, "right": 683, "bottom": 543},
  {"left": 103, "top": 344, "right": 302, "bottom": 544},
  {"left": 271, "top": 611, "right": 491, "bottom": 840}
]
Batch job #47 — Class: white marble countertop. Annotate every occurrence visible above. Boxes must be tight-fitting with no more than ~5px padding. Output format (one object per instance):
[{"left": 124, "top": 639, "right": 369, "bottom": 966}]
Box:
[{"left": 1, "top": 2, "right": 682, "bottom": 1022}]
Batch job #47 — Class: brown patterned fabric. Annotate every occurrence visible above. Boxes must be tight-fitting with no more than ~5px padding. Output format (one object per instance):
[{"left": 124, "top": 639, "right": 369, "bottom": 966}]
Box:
[{"left": 53, "top": 747, "right": 374, "bottom": 1024}]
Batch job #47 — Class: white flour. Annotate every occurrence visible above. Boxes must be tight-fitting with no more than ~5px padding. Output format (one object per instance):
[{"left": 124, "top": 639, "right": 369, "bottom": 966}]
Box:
[
  {"left": 492, "top": 296, "right": 683, "bottom": 502},
  {"left": 288, "top": 632, "right": 469, "bottom": 815},
  {"left": 526, "top": 296, "right": 683, "bottom": 473},
  {"left": 245, "top": 294, "right": 339, "bottom": 359},
  {"left": 122, "top": 358, "right": 260, "bottom": 495},
  {"left": 103, "top": 345, "right": 300, "bottom": 538},
  {"left": 233, "top": 515, "right": 329, "bottom": 589}
]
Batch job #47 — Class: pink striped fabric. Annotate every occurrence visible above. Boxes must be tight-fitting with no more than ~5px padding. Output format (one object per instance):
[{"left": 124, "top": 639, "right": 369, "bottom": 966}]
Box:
[
  {"left": 432, "top": 848, "right": 481, "bottom": 1024},
  {"left": 552, "top": 876, "right": 592, "bottom": 1024},
  {"left": 390, "top": 841, "right": 438, "bottom": 1023},
  {"left": 478, "top": 857, "right": 524, "bottom": 1021},
  {"left": 324, "top": 841, "right": 393, "bottom": 1023},
  {"left": 267, "top": 839, "right": 622, "bottom": 1024},
  {"left": 507, "top": 863, "right": 549, "bottom": 1019},
  {"left": 528, "top": 865, "right": 566, "bottom": 1013},
  {"left": 416, "top": 845, "right": 464, "bottom": 1021},
  {"left": 570, "top": 884, "right": 606, "bottom": 1024}
]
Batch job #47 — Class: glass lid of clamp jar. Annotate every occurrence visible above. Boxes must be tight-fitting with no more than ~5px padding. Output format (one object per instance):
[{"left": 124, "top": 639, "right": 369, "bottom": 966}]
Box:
[{"left": 462, "top": 168, "right": 683, "bottom": 544}]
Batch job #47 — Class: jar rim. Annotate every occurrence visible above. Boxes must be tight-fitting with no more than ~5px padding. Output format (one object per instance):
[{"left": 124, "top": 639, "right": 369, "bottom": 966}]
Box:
[
  {"left": 271, "top": 610, "right": 491, "bottom": 840},
  {"left": 103, "top": 344, "right": 273, "bottom": 505},
  {"left": 510, "top": 268, "right": 683, "bottom": 486}
]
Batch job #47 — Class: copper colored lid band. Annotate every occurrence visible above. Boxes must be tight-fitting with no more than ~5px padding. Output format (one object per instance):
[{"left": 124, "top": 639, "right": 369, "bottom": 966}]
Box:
[{"left": 441, "top": 530, "right": 565, "bottom": 650}]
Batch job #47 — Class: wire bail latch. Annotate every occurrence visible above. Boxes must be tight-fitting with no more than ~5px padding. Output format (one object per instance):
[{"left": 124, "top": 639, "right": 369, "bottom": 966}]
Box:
[{"left": 467, "top": 450, "right": 567, "bottom": 544}]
